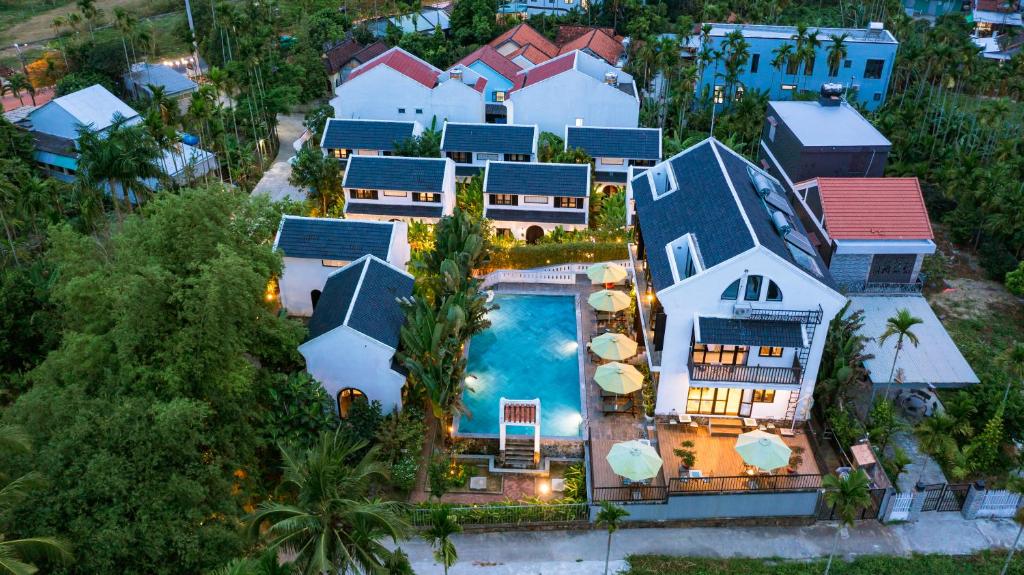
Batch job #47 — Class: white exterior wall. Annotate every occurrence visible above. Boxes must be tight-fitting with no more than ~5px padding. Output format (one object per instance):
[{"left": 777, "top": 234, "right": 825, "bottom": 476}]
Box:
[
  {"left": 653, "top": 247, "right": 846, "bottom": 422},
  {"left": 299, "top": 327, "right": 405, "bottom": 413},
  {"left": 507, "top": 73, "right": 639, "bottom": 134},
  {"left": 344, "top": 159, "right": 456, "bottom": 223},
  {"left": 331, "top": 65, "right": 484, "bottom": 124}
]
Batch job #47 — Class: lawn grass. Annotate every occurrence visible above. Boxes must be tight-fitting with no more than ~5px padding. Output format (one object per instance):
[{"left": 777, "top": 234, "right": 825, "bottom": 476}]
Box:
[
  {"left": 0, "top": 0, "right": 74, "bottom": 38},
  {"left": 943, "top": 307, "right": 1024, "bottom": 387},
  {"left": 626, "top": 552, "right": 1024, "bottom": 574}
]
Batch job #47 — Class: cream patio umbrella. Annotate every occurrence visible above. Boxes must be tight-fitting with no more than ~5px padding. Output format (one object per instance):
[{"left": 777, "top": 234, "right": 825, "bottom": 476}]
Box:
[
  {"left": 588, "top": 289, "right": 631, "bottom": 313},
  {"left": 586, "top": 262, "right": 628, "bottom": 285},
  {"left": 594, "top": 362, "right": 644, "bottom": 395},
  {"left": 606, "top": 440, "right": 663, "bottom": 481},
  {"left": 590, "top": 332, "right": 639, "bottom": 361},
  {"left": 735, "top": 430, "right": 792, "bottom": 471}
]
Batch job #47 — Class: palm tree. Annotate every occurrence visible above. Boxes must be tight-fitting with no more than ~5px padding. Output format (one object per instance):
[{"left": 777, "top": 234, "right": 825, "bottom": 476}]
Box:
[
  {"left": 7, "top": 74, "right": 33, "bottom": 106},
  {"left": 209, "top": 549, "right": 293, "bottom": 575},
  {"left": 821, "top": 470, "right": 871, "bottom": 575},
  {"left": 595, "top": 501, "right": 629, "bottom": 575},
  {"left": 75, "top": 115, "right": 163, "bottom": 217},
  {"left": 826, "top": 33, "right": 849, "bottom": 79},
  {"left": 770, "top": 42, "right": 795, "bottom": 93},
  {"left": 878, "top": 308, "right": 923, "bottom": 398},
  {"left": 998, "top": 342, "right": 1024, "bottom": 409},
  {"left": 244, "top": 431, "right": 410, "bottom": 575},
  {"left": 799, "top": 30, "right": 822, "bottom": 91},
  {"left": 423, "top": 508, "right": 460, "bottom": 575}
]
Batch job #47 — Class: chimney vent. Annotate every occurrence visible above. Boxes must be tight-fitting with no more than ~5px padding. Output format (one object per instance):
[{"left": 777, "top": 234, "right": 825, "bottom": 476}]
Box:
[
  {"left": 450, "top": 68, "right": 463, "bottom": 81},
  {"left": 819, "top": 83, "right": 843, "bottom": 107},
  {"left": 604, "top": 72, "right": 618, "bottom": 86}
]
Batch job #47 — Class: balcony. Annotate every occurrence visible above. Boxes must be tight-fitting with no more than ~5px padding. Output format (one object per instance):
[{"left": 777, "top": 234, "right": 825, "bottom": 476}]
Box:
[
  {"left": 841, "top": 278, "right": 924, "bottom": 294},
  {"left": 688, "top": 356, "right": 802, "bottom": 386}
]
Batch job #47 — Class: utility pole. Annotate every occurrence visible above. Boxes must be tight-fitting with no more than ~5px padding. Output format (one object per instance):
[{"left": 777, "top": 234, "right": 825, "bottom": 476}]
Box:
[
  {"left": 12, "top": 43, "right": 30, "bottom": 77},
  {"left": 183, "top": 0, "right": 203, "bottom": 78}
]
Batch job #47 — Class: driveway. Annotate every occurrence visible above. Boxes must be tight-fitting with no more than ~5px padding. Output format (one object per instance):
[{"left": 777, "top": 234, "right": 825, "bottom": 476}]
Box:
[{"left": 251, "top": 112, "right": 306, "bottom": 202}]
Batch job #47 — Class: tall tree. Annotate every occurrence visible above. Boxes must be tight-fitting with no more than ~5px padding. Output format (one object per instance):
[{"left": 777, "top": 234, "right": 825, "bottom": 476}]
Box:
[
  {"left": 423, "top": 509, "right": 460, "bottom": 575},
  {"left": 878, "top": 308, "right": 923, "bottom": 398},
  {"left": 822, "top": 470, "right": 871, "bottom": 575},
  {"left": 596, "top": 501, "right": 628, "bottom": 575},
  {"left": 826, "top": 33, "right": 849, "bottom": 78}
]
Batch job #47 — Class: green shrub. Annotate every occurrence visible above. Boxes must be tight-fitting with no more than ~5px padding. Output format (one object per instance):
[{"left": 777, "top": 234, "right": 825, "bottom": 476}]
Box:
[
  {"left": 1006, "top": 261, "right": 1024, "bottom": 296},
  {"left": 486, "top": 241, "right": 628, "bottom": 270},
  {"left": 978, "top": 241, "right": 1019, "bottom": 281},
  {"left": 826, "top": 406, "right": 866, "bottom": 449},
  {"left": 562, "top": 461, "right": 587, "bottom": 502},
  {"left": 389, "top": 455, "right": 420, "bottom": 493}
]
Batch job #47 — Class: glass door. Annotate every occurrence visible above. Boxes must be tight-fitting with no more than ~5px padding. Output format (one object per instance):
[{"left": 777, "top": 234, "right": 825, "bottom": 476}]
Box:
[{"left": 739, "top": 389, "right": 753, "bottom": 417}]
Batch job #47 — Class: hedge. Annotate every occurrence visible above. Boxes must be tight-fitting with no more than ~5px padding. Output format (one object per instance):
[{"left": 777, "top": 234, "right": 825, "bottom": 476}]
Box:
[
  {"left": 485, "top": 241, "right": 629, "bottom": 270},
  {"left": 626, "top": 553, "right": 1024, "bottom": 575}
]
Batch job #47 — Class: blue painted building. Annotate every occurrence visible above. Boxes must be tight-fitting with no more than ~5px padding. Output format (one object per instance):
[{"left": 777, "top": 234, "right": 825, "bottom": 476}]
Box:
[{"left": 694, "top": 23, "right": 899, "bottom": 111}]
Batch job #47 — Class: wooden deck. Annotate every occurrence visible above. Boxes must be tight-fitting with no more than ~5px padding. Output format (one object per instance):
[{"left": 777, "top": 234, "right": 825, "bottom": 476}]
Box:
[{"left": 656, "top": 422, "right": 819, "bottom": 480}]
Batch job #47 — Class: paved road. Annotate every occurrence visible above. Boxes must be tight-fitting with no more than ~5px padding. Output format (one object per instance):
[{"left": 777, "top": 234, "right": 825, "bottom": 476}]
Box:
[
  {"left": 251, "top": 112, "right": 306, "bottom": 202},
  {"left": 402, "top": 513, "right": 1022, "bottom": 574}
]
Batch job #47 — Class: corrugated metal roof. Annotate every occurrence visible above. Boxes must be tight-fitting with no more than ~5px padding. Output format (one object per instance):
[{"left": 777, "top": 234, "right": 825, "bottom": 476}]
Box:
[
  {"left": 441, "top": 123, "right": 535, "bottom": 155},
  {"left": 127, "top": 63, "right": 197, "bottom": 96},
  {"left": 484, "top": 161, "right": 589, "bottom": 197},
  {"left": 816, "top": 177, "right": 933, "bottom": 240},
  {"left": 566, "top": 126, "right": 660, "bottom": 159},
  {"left": 46, "top": 84, "right": 139, "bottom": 132},
  {"left": 275, "top": 216, "right": 395, "bottom": 261}
]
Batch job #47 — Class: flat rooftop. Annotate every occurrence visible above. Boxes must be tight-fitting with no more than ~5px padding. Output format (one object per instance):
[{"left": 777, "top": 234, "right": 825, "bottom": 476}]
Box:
[
  {"left": 770, "top": 101, "right": 892, "bottom": 148},
  {"left": 704, "top": 23, "right": 898, "bottom": 44}
]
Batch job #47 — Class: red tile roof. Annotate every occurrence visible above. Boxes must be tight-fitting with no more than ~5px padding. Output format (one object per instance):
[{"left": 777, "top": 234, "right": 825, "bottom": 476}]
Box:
[
  {"left": 456, "top": 45, "right": 522, "bottom": 81},
  {"left": 558, "top": 28, "right": 624, "bottom": 65},
  {"left": 816, "top": 177, "right": 934, "bottom": 241},
  {"left": 507, "top": 44, "right": 551, "bottom": 65},
  {"left": 346, "top": 47, "right": 440, "bottom": 88},
  {"left": 510, "top": 51, "right": 576, "bottom": 91},
  {"left": 489, "top": 23, "right": 559, "bottom": 60},
  {"left": 472, "top": 76, "right": 488, "bottom": 92},
  {"left": 556, "top": 25, "right": 617, "bottom": 44},
  {"left": 323, "top": 40, "right": 390, "bottom": 75}
]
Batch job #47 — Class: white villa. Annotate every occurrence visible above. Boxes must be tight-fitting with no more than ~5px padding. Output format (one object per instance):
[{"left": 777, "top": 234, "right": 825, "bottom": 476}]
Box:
[
  {"left": 440, "top": 122, "right": 538, "bottom": 179},
  {"left": 320, "top": 118, "right": 422, "bottom": 167},
  {"left": 342, "top": 156, "right": 456, "bottom": 223},
  {"left": 482, "top": 161, "right": 591, "bottom": 242},
  {"left": 565, "top": 125, "right": 661, "bottom": 192}
]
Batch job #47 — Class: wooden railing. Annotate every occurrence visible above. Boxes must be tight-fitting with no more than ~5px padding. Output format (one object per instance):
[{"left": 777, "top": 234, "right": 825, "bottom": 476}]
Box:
[
  {"left": 668, "top": 474, "right": 822, "bottom": 494},
  {"left": 688, "top": 357, "right": 802, "bottom": 386},
  {"left": 592, "top": 485, "right": 668, "bottom": 503}
]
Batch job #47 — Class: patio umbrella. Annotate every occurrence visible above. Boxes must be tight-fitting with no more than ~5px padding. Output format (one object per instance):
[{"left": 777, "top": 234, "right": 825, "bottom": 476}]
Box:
[
  {"left": 586, "top": 262, "right": 628, "bottom": 285},
  {"left": 588, "top": 289, "right": 631, "bottom": 313},
  {"left": 606, "top": 440, "right": 663, "bottom": 481},
  {"left": 591, "top": 332, "right": 638, "bottom": 361},
  {"left": 735, "top": 430, "right": 792, "bottom": 471},
  {"left": 594, "top": 362, "right": 644, "bottom": 395}
]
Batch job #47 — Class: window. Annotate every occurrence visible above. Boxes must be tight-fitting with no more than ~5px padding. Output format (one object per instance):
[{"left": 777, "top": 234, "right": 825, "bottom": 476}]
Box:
[
  {"left": 864, "top": 59, "right": 884, "bottom": 79},
  {"left": 721, "top": 279, "right": 740, "bottom": 300},
  {"left": 496, "top": 228, "right": 512, "bottom": 238},
  {"left": 750, "top": 53, "right": 760, "bottom": 73},
  {"left": 489, "top": 193, "right": 518, "bottom": 205},
  {"left": 494, "top": 91, "right": 507, "bottom": 102},
  {"left": 575, "top": 117, "right": 584, "bottom": 126},
  {"left": 554, "top": 197, "right": 583, "bottom": 209},
  {"left": 413, "top": 192, "right": 440, "bottom": 203},
  {"left": 843, "top": 59, "right": 851, "bottom": 68},
  {"left": 523, "top": 195, "right": 548, "bottom": 204},
  {"left": 415, "top": 108, "right": 423, "bottom": 114},
  {"left": 803, "top": 55, "right": 815, "bottom": 76},
  {"left": 713, "top": 85, "right": 724, "bottom": 104},
  {"left": 398, "top": 108, "right": 406, "bottom": 114},
  {"left": 631, "top": 159, "right": 656, "bottom": 167},
  {"left": 383, "top": 190, "right": 408, "bottom": 198},
  {"left": 687, "top": 387, "right": 744, "bottom": 415},
  {"left": 602, "top": 157, "right": 625, "bottom": 166},
  {"left": 766, "top": 280, "right": 782, "bottom": 301},
  {"left": 351, "top": 189, "right": 378, "bottom": 200},
  {"left": 504, "top": 153, "right": 531, "bottom": 162},
  {"left": 477, "top": 152, "right": 500, "bottom": 162},
  {"left": 752, "top": 389, "right": 776, "bottom": 403},
  {"left": 785, "top": 57, "right": 799, "bottom": 76},
  {"left": 322, "top": 259, "right": 347, "bottom": 267},
  {"left": 873, "top": 92, "right": 881, "bottom": 101},
  {"left": 781, "top": 83, "right": 796, "bottom": 91},
  {"left": 691, "top": 344, "right": 748, "bottom": 365},
  {"left": 330, "top": 148, "right": 349, "bottom": 159},
  {"left": 744, "top": 275, "right": 762, "bottom": 301},
  {"left": 758, "top": 346, "right": 784, "bottom": 357},
  {"left": 337, "top": 388, "right": 367, "bottom": 418},
  {"left": 447, "top": 151, "right": 471, "bottom": 163},
  {"left": 735, "top": 85, "right": 745, "bottom": 101}
]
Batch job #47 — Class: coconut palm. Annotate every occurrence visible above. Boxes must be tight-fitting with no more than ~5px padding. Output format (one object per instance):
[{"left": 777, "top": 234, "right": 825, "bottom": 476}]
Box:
[
  {"left": 821, "top": 470, "right": 871, "bottom": 575},
  {"left": 7, "top": 74, "right": 34, "bottom": 106},
  {"left": 596, "top": 501, "right": 629, "bottom": 575},
  {"left": 75, "top": 115, "right": 163, "bottom": 217},
  {"left": 423, "top": 508, "right": 460, "bottom": 575},
  {"left": 826, "top": 33, "right": 849, "bottom": 78},
  {"left": 798, "top": 29, "right": 822, "bottom": 90},
  {"left": 998, "top": 342, "right": 1024, "bottom": 410},
  {"left": 878, "top": 308, "right": 923, "bottom": 398},
  {"left": 770, "top": 42, "right": 795, "bottom": 92},
  {"left": 244, "top": 431, "right": 410, "bottom": 575}
]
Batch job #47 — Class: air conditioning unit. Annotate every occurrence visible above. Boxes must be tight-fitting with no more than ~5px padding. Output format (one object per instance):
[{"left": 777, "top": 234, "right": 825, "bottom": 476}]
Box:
[{"left": 733, "top": 303, "right": 752, "bottom": 318}]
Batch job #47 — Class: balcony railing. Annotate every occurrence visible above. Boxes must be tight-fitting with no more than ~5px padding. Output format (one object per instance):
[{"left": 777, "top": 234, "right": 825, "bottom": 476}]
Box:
[
  {"left": 842, "top": 278, "right": 924, "bottom": 294},
  {"left": 688, "top": 357, "right": 802, "bottom": 386},
  {"left": 668, "top": 474, "right": 822, "bottom": 494},
  {"left": 593, "top": 485, "right": 668, "bottom": 504}
]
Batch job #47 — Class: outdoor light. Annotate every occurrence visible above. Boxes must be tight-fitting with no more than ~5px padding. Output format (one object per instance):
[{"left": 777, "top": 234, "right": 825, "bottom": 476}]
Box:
[{"left": 538, "top": 480, "right": 550, "bottom": 495}]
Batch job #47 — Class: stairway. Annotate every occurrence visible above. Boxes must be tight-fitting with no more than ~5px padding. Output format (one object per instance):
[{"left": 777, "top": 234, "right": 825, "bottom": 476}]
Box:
[{"left": 500, "top": 438, "right": 537, "bottom": 469}]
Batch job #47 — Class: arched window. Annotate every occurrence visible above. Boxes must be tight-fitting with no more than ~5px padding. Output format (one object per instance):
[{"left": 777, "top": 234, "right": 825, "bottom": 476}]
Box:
[
  {"left": 721, "top": 279, "right": 740, "bottom": 300},
  {"left": 766, "top": 280, "right": 783, "bottom": 301},
  {"left": 337, "top": 388, "right": 367, "bottom": 418}
]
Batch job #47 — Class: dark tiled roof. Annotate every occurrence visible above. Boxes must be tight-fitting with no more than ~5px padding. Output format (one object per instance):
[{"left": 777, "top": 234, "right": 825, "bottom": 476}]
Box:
[
  {"left": 307, "top": 256, "right": 414, "bottom": 348},
  {"left": 441, "top": 123, "right": 535, "bottom": 155},
  {"left": 484, "top": 162, "right": 589, "bottom": 197},
  {"left": 566, "top": 126, "right": 660, "bottom": 160},
  {"left": 275, "top": 216, "right": 394, "bottom": 261},
  {"left": 486, "top": 208, "right": 586, "bottom": 224},
  {"left": 346, "top": 202, "right": 444, "bottom": 218},
  {"left": 343, "top": 156, "right": 447, "bottom": 192},
  {"left": 594, "top": 171, "right": 628, "bottom": 184},
  {"left": 321, "top": 119, "right": 416, "bottom": 152},
  {"left": 455, "top": 165, "right": 483, "bottom": 177},
  {"left": 698, "top": 316, "right": 804, "bottom": 348}
]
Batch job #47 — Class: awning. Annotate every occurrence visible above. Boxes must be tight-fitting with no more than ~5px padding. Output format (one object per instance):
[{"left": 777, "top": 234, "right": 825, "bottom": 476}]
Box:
[
  {"left": 696, "top": 316, "right": 805, "bottom": 348},
  {"left": 849, "top": 294, "right": 979, "bottom": 388}
]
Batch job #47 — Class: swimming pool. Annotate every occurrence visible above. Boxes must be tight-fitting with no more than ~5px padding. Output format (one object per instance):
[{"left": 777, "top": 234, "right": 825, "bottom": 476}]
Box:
[{"left": 458, "top": 294, "right": 583, "bottom": 438}]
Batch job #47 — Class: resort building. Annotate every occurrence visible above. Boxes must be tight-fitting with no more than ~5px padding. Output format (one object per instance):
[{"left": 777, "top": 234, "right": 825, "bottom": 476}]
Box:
[
  {"left": 759, "top": 89, "right": 892, "bottom": 188},
  {"left": 565, "top": 125, "right": 661, "bottom": 191},
  {"left": 695, "top": 23, "right": 898, "bottom": 111},
  {"left": 330, "top": 47, "right": 487, "bottom": 124},
  {"left": 273, "top": 216, "right": 410, "bottom": 317},
  {"left": 299, "top": 254, "right": 415, "bottom": 415},
  {"left": 482, "top": 161, "right": 591, "bottom": 242},
  {"left": 342, "top": 155, "right": 456, "bottom": 222},
  {"left": 322, "top": 39, "right": 389, "bottom": 88},
  {"left": 627, "top": 137, "right": 846, "bottom": 421},
  {"left": 488, "top": 23, "right": 560, "bottom": 67},
  {"left": 440, "top": 122, "right": 538, "bottom": 179},
  {"left": 454, "top": 45, "right": 521, "bottom": 116},
  {"left": 506, "top": 50, "right": 640, "bottom": 134},
  {"left": 496, "top": 0, "right": 593, "bottom": 17},
  {"left": 319, "top": 118, "right": 421, "bottom": 168}
]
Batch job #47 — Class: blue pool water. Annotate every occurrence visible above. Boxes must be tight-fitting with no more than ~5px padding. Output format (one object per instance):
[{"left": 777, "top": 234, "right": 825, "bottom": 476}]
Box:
[{"left": 458, "top": 294, "right": 583, "bottom": 438}]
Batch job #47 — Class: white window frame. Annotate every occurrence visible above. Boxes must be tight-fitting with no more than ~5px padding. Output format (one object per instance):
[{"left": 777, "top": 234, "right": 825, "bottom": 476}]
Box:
[
  {"left": 383, "top": 190, "right": 408, "bottom": 198},
  {"left": 523, "top": 195, "right": 548, "bottom": 204}
]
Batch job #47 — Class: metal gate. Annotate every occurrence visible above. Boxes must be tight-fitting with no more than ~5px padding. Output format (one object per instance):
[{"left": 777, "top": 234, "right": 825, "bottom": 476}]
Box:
[
  {"left": 920, "top": 483, "right": 969, "bottom": 513},
  {"left": 817, "top": 487, "right": 886, "bottom": 521}
]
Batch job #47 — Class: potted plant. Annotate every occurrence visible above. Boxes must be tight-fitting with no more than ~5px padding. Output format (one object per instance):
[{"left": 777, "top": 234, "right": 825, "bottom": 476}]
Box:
[
  {"left": 674, "top": 440, "right": 697, "bottom": 475},
  {"left": 640, "top": 366, "right": 655, "bottom": 421}
]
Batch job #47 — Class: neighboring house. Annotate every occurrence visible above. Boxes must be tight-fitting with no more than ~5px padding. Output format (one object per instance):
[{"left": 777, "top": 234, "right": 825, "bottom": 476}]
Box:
[
  {"left": 273, "top": 216, "right": 410, "bottom": 317},
  {"left": 903, "top": 0, "right": 962, "bottom": 18},
  {"left": 482, "top": 161, "right": 591, "bottom": 242},
  {"left": 455, "top": 45, "right": 520, "bottom": 121},
  {"left": 489, "top": 23, "right": 560, "bottom": 67},
  {"left": 969, "top": 0, "right": 1022, "bottom": 37},
  {"left": 320, "top": 118, "right": 421, "bottom": 168},
  {"left": 557, "top": 27, "right": 625, "bottom": 66},
  {"left": 298, "top": 254, "right": 415, "bottom": 415},
  {"left": 365, "top": 7, "right": 451, "bottom": 37},
  {"left": 973, "top": 30, "right": 1024, "bottom": 60},
  {"left": 506, "top": 50, "right": 640, "bottom": 134},
  {"left": 20, "top": 84, "right": 216, "bottom": 187},
  {"left": 627, "top": 137, "right": 845, "bottom": 421},
  {"left": 497, "top": 0, "right": 593, "bottom": 16},
  {"left": 123, "top": 62, "right": 197, "bottom": 100},
  {"left": 342, "top": 155, "right": 456, "bottom": 222},
  {"left": 695, "top": 23, "right": 898, "bottom": 111},
  {"left": 565, "top": 125, "right": 661, "bottom": 190},
  {"left": 331, "top": 47, "right": 487, "bottom": 124},
  {"left": 323, "top": 39, "right": 389, "bottom": 88},
  {"left": 758, "top": 90, "right": 892, "bottom": 188},
  {"left": 440, "top": 122, "right": 538, "bottom": 178}
]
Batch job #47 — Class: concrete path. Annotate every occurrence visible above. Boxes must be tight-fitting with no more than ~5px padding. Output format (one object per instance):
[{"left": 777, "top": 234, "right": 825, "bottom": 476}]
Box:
[
  {"left": 402, "top": 513, "right": 1021, "bottom": 574},
  {"left": 251, "top": 112, "right": 306, "bottom": 202}
]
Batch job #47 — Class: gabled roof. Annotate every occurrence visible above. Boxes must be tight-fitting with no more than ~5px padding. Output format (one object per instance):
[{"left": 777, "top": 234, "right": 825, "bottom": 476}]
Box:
[
  {"left": 510, "top": 51, "right": 577, "bottom": 91},
  {"left": 558, "top": 29, "right": 624, "bottom": 65},
  {"left": 441, "top": 122, "right": 536, "bottom": 155},
  {"left": 274, "top": 216, "right": 396, "bottom": 261},
  {"left": 40, "top": 84, "right": 138, "bottom": 132},
  {"left": 507, "top": 44, "right": 553, "bottom": 65},
  {"left": 343, "top": 156, "right": 448, "bottom": 192},
  {"left": 556, "top": 25, "right": 617, "bottom": 44},
  {"left": 813, "top": 177, "right": 933, "bottom": 241},
  {"left": 489, "top": 23, "right": 559, "bottom": 61},
  {"left": 566, "top": 126, "right": 661, "bottom": 160},
  {"left": 347, "top": 47, "right": 441, "bottom": 88},
  {"left": 323, "top": 39, "right": 389, "bottom": 74},
  {"left": 769, "top": 101, "right": 891, "bottom": 147},
  {"left": 484, "top": 161, "right": 590, "bottom": 197},
  {"left": 456, "top": 45, "right": 522, "bottom": 82},
  {"left": 126, "top": 63, "right": 197, "bottom": 95},
  {"left": 631, "top": 138, "right": 835, "bottom": 293},
  {"left": 321, "top": 118, "right": 417, "bottom": 151},
  {"left": 307, "top": 255, "right": 414, "bottom": 349}
]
